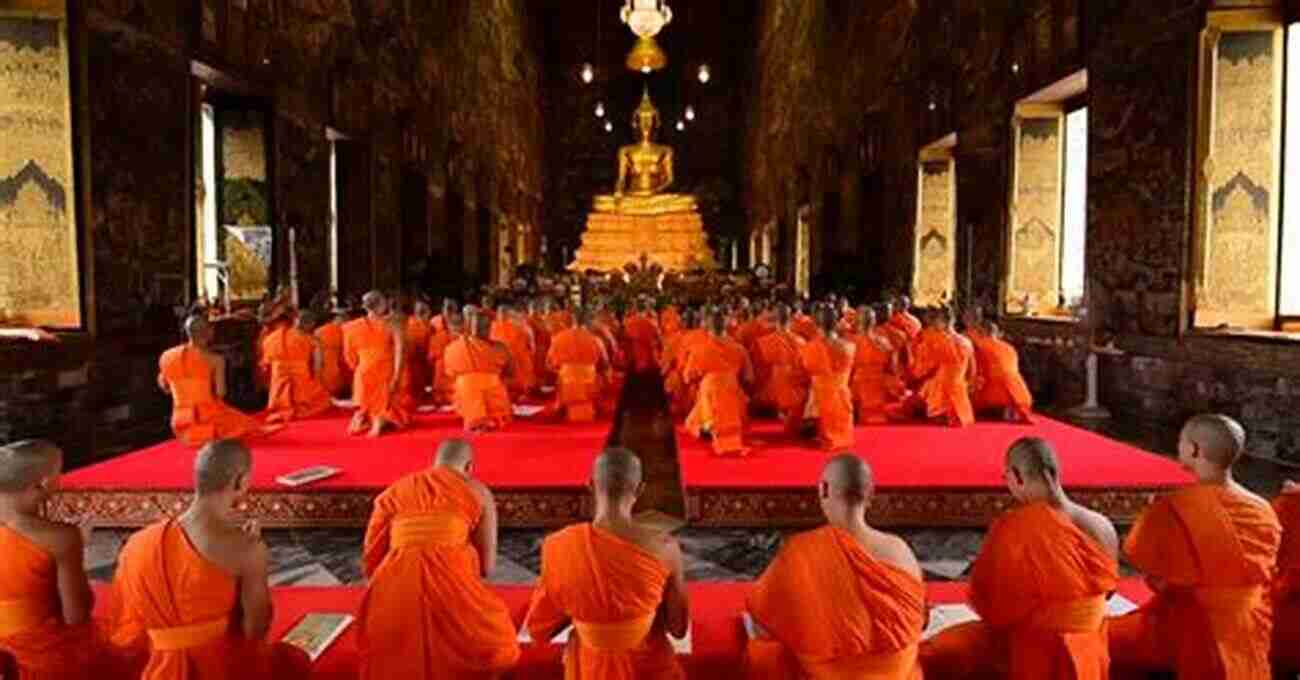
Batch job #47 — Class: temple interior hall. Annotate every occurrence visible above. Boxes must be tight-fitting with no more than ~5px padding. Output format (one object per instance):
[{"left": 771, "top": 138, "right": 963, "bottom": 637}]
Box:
[{"left": 4, "top": 0, "right": 1300, "bottom": 678}]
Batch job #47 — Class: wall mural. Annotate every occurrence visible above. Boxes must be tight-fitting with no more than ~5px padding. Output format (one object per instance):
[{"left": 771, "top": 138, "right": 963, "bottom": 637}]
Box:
[
  {"left": 1007, "top": 116, "right": 1062, "bottom": 315},
  {"left": 221, "top": 109, "right": 271, "bottom": 300},
  {"left": 914, "top": 159, "right": 955, "bottom": 306},
  {"left": 0, "top": 6, "right": 80, "bottom": 328}
]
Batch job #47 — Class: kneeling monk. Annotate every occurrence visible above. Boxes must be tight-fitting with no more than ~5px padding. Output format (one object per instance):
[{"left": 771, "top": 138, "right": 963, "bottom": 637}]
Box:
[
  {"left": 490, "top": 305, "right": 538, "bottom": 399},
  {"left": 750, "top": 305, "right": 808, "bottom": 435},
  {"left": 110, "top": 440, "right": 309, "bottom": 680},
  {"left": 1271, "top": 480, "right": 1300, "bottom": 673},
  {"left": 359, "top": 439, "right": 520, "bottom": 679},
  {"left": 262, "top": 310, "right": 332, "bottom": 424},
  {"left": 343, "top": 291, "right": 410, "bottom": 437},
  {"left": 921, "top": 437, "right": 1119, "bottom": 680},
  {"left": 799, "top": 306, "right": 856, "bottom": 451},
  {"left": 444, "top": 310, "right": 514, "bottom": 433},
  {"left": 746, "top": 454, "right": 925, "bottom": 679},
  {"left": 159, "top": 315, "right": 267, "bottom": 447},
  {"left": 1109, "top": 414, "right": 1280, "bottom": 679},
  {"left": 685, "top": 311, "right": 754, "bottom": 456},
  {"left": 547, "top": 308, "right": 609, "bottom": 423},
  {"left": 969, "top": 322, "right": 1033, "bottom": 423}
]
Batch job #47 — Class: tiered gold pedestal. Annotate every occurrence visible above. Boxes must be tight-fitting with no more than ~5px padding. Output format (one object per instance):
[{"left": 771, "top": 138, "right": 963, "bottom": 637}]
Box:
[{"left": 569, "top": 207, "right": 717, "bottom": 273}]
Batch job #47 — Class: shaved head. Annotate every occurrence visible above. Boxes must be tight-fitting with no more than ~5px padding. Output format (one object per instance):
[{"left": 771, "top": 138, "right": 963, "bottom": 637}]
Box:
[
  {"left": 362, "top": 290, "right": 386, "bottom": 312},
  {"left": 435, "top": 438, "right": 474, "bottom": 467},
  {"left": 1006, "top": 437, "right": 1060, "bottom": 484},
  {"left": 194, "top": 439, "right": 252, "bottom": 495},
  {"left": 592, "top": 447, "right": 643, "bottom": 499},
  {"left": 821, "top": 454, "right": 873, "bottom": 504},
  {"left": 0, "top": 440, "right": 62, "bottom": 493},
  {"left": 1182, "top": 413, "right": 1247, "bottom": 467},
  {"left": 184, "top": 314, "right": 209, "bottom": 340}
]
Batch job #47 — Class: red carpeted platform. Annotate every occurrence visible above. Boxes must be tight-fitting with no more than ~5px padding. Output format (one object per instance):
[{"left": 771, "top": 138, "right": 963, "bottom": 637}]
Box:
[{"left": 93, "top": 579, "right": 1155, "bottom": 680}]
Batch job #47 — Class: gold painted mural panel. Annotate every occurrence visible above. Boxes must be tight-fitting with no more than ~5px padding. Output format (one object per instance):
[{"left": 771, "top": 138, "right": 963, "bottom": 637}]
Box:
[
  {"left": 1007, "top": 117, "right": 1062, "bottom": 315},
  {"left": 0, "top": 9, "right": 80, "bottom": 328},
  {"left": 914, "top": 160, "right": 955, "bottom": 306}
]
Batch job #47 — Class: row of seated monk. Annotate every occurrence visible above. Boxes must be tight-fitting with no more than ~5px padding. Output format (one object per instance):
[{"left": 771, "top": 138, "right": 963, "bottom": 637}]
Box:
[
  {"left": 161, "top": 289, "right": 1032, "bottom": 453},
  {"left": 1, "top": 411, "right": 1297, "bottom": 679}
]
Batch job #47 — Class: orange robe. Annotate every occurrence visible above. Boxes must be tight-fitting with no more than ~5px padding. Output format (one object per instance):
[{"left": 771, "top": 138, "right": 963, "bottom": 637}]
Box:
[
  {"left": 158, "top": 345, "right": 261, "bottom": 447},
  {"left": 746, "top": 526, "right": 926, "bottom": 679},
  {"left": 664, "top": 329, "right": 708, "bottom": 417},
  {"left": 528, "top": 314, "right": 554, "bottom": 387},
  {"left": 0, "top": 527, "right": 121, "bottom": 680},
  {"left": 526, "top": 524, "right": 685, "bottom": 680},
  {"left": 314, "top": 320, "right": 350, "bottom": 397},
  {"left": 851, "top": 331, "right": 900, "bottom": 424},
  {"left": 404, "top": 317, "right": 434, "bottom": 403},
  {"left": 800, "top": 337, "right": 856, "bottom": 451},
  {"left": 970, "top": 332, "right": 1033, "bottom": 419},
  {"left": 736, "top": 318, "right": 774, "bottom": 352},
  {"left": 908, "top": 328, "right": 975, "bottom": 427},
  {"left": 660, "top": 307, "right": 683, "bottom": 338},
  {"left": 751, "top": 330, "right": 808, "bottom": 432},
  {"left": 1109, "top": 486, "right": 1281, "bottom": 679},
  {"left": 685, "top": 335, "right": 749, "bottom": 456},
  {"left": 623, "top": 314, "right": 660, "bottom": 373},
  {"left": 1272, "top": 493, "right": 1300, "bottom": 671},
  {"left": 490, "top": 319, "right": 537, "bottom": 396},
  {"left": 343, "top": 318, "right": 411, "bottom": 431},
  {"left": 110, "top": 521, "right": 309, "bottom": 680},
  {"left": 791, "top": 315, "right": 819, "bottom": 341},
  {"left": 260, "top": 326, "right": 332, "bottom": 424},
  {"left": 427, "top": 329, "right": 459, "bottom": 405},
  {"left": 359, "top": 468, "right": 520, "bottom": 679},
  {"left": 443, "top": 337, "right": 512, "bottom": 431},
  {"left": 547, "top": 327, "right": 607, "bottom": 423},
  {"left": 889, "top": 312, "right": 922, "bottom": 341},
  {"left": 922, "top": 502, "right": 1119, "bottom": 680},
  {"left": 253, "top": 319, "right": 289, "bottom": 389}
]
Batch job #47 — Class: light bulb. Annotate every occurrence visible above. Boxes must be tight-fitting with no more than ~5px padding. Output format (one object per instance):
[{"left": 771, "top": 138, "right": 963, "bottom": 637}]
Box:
[
  {"left": 641, "top": 65, "right": 652, "bottom": 74},
  {"left": 604, "top": 120, "right": 613, "bottom": 132},
  {"left": 595, "top": 101, "right": 605, "bottom": 118},
  {"left": 580, "top": 63, "right": 594, "bottom": 84},
  {"left": 928, "top": 100, "right": 936, "bottom": 111},
  {"left": 675, "top": 120, "right": 685, "bottom": 131},
  {"left": 697, "top": 64, "right": 711, "bottom": 84},
  {"left": 684, "top": 105, "right": 695, "bottom": 121},
  {"left": 1011, "top": 62, "right": 1021, "bottom": 74}
]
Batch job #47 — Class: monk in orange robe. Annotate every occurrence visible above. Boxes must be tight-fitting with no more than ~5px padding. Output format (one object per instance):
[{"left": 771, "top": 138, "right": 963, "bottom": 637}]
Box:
[
  {"left": 1109, "top": 414, "right": 1281, "bottom": 679},
  {"left": 900, "top": 308, "right": 974, "bottom": 427},
  {"left": 751, "top": 305, "right": 808, "bottom": 434},
  {"left": 685, "top": 311, "right": 754, "bottom": 456},
  {"left": 444, "top": 310, "right": 514, "bottom": 433},
  {"left": 1272, "top": 481, "right": 1300, "bottom": 673},
  {"left": 261, "top": 311, "right": 332, "bottom": 424},
  {"left": 922, "top": 437, "right": 1120, "bottom": 680},
  {"left": 548, "top": 308, "right": 610, "bottom": 423},
  {"left": 660, "top": 304, "right": 683, "bottom": 339},
  {"left": 791, "top": 303, "right": 819, "bottom": 341},
  {"left": 359, "top": 439, "right": 520, "bottom": 679},
  {"left": 158, "top": 315, "right": 268, "bottom": 447},
  {"left": 490, "top": 305, "right": 538, "bottom": 398},
  {"left": 527, "top": 299, "right": 555, "bottom": 388},
  {"left": 800, "top": 307, "right": 856, "bottom": 451},
  {"left": 889, "top": 296, "right": 922, "bottom": 341},
  {"left": 526, "top": 448, "right": 689, "bottom": 680},
  {"left": 110, "top": 440, "right": 310, "bottom": 680},
  {"left": 0, "top": 441, "right": 128, "bottom": 680},
  {"left": 663, "top": 310, "right": 708, "bottom": 418},
  {"left": 314, "top": 308, "right": 350, "bottom": 397},
  {"left": 623, "top": 301, "right": 661, "bottom": 374},
  {"left": 746, "top": 454, "right": 925, "bottom": 679},
  {"left": 969, "top": 322, "right": 1034, "bottom": 423},
  {"left": 851, "top": 307, "right": 908, "bottom": 424},
  {"left": 343, "top": 291, "right": 409, "bottom": 437},
  {"left": 253, "top": 291, "right": 292, "bottom": 390},
  {"left": 427, "top": 311, "right": 463, "bottom": 406},
  {"left": 404, "top": 300, "right": 436, "bottom": 403}
]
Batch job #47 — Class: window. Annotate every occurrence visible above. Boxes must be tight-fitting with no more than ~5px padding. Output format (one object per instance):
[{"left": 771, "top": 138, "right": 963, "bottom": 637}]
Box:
[
  {"left": 913, "top": 134, "right": 957, "bottom": 307},
  {"left": 1193, "top": 11, "right": 1300, "bottom": 331},
  {"left": 1006, "top": 71, "right": 1088, "bottom": 317},
  {"left": 197, "top": 103, "right": 220, "bottom": 303}
]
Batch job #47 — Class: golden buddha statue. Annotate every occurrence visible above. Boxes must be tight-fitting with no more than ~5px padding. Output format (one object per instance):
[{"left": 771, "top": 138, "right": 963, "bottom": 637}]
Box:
[{"left": 571, "top": 89, "right": 715, "bottom": 273}]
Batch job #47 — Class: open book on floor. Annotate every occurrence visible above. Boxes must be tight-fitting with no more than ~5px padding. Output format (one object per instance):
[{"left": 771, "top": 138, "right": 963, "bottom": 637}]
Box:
[
  {"left": 275, "top": 466, "right": 341, "bottom": 488},
  {"left": 281, "top": 613, "right": 354, "bottom": 662},
  {"left": 518, "top": 619, "right": 692, "bottom": 655}
]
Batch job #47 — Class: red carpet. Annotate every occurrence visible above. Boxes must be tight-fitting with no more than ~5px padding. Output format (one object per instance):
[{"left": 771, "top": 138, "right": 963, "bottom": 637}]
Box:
[
  {"left": 94, "top": 579, "right": 1154, "bottom": 679},
  {"left": 64, "top": 410, "right": 609, "bottom": 492},
  {"left": 678, "top": 416, "right": 1193, "bottom": 490}
]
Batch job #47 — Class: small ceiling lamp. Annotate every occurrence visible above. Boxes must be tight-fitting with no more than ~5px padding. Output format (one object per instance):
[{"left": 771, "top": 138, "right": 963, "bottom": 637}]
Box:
[
  {"left": 580, "top": 62, "right": 595, "bottom": 84},
  {"left": 595, "top": 101, "right": 606, "bottom": 118},
  {"left": 684, "top": 105, "right": 696, "bottom": 121},
  {"left": 604, "top": 120, "right": 614, "bottom": 133},
  {"left": 621, "top": 0, "right": 671, "bottom": 73},
  {"left": 675, "top": 119, "right": 685, "bottom": 131},
  {"left": 697, "top": 63, "right": 711, "bottom": 84}
]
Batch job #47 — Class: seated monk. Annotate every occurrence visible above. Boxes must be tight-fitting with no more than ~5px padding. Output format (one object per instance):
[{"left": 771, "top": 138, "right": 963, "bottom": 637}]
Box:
[
  {"left": 526, "top": 299, "right": 554, "bottom": 388},
  {"left": 404, "top": 299, "right": 436, "bottom": 403},
  {"left": 342, "top": 291, "right": 410, "bottom": 437},
  {"left": 851, "top": 306, "right": 908, "bottom": 424},
  {"left": 663, "top": 309, "right": 708, "bottom": 419},
  {"left": 526, "top": 449, "right": 689, "bottom": 680},
  {"left": 791, "top": 302, "right": 819, "bottom": 341},
  {"left": 888, "top": 296, "right": 922, "bottom": 342},
  {"left": 490, "top": 305, "right": 538, "bottom": 398},
  {"left": 444, "top": 310, "right": 514, "bottom": 433},
  {"left": 261, "top": 310, "right": 332, "bottom": 424},
  {"left": 1109, "top": 414, "right": 1281, "bottom": 679},
  {"left": 253, "top": 290, "right": 293, "bottom": 390},
  {"left": 685, "top": 311, "right": 754, "bottom": 457},
  {"left": 358, "top": 439, "right": 520, "bottom": 679},
  {"left": 750, "top": 305, "right": 808, "bottom": 435},
  {"left": 922, "top": 437, "right": 1119, "bottom": 680},
  {"left": 800, "top": 306, "right": 856, "bottom": 451},
  {"left": 0, "top": 441, "right": 128, "bottom": 679},
  {"left": 897, "top": 308, "right": 974, "bottom": 427},
  {"left": 427, "top": 311, "right": 463, "bottom": 406},
  {"left": 158, "top": 315, "right": 269, "bottom": 447},
  {"left": 659, "top": 303, "right": 683, "bottom": 339},
  {"left": 314, "top": 306, "right": 351, "bottom": 398},
  {"left": 746, "top": 454, "right": 925, "bottom": 679},
  {"left": 623, "top": 300, "right": 661, "bottom": 374},
  {"left": 547, "top": 308, "right": 610, "bottom": 423},
  {"left": 433, "top": 298, "right": 458, "bottom": 334},
  {"left": 1272, "top": 481, "right": 1300, "bottom": 673},
  {"left": 110, "top": 440, "right": 310, "bottom": 680},
  {"left": 969, "top": 322, "right": 1033, "bottom": 423}
]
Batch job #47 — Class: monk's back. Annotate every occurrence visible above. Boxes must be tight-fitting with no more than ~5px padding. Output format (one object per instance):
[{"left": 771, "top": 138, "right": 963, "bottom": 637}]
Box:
[
  {"left": 1128, "top": 484, "right": 1279, "bottom": 586},
  {"left": 160, "top": 346, "right": 213, "bottom": 403},
  {"left": 540, "top": 523, "right": 670, "bottom": 619},
  {"left": 118, "top": 522, "right": 237, "bottom": 627},
  {"left": 550, "top": 328, "right": 602, "bottom": 364}
]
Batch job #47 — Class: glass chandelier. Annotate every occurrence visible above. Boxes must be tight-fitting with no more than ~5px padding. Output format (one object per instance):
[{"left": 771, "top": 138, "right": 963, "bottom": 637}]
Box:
[{"left": 620, "top": 0, "right": 672, "bottom": 39}]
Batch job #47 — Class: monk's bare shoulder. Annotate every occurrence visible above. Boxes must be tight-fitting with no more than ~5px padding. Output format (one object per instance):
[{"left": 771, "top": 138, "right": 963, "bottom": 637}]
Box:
[
  {"left": 464, "top": 477, "right": 496, "bottom": 506},
  {"left": 867, "top": 530, "right": 923, "bottom": 582},
  {"left": 1065, "top": 502, "right": 1120, "bottom": 558},
  {"left": 11, "top": 516, "right": 83, "bottom": 560},
  {"left": 625, "top": 524, "right": 681, "bottom": 569}
]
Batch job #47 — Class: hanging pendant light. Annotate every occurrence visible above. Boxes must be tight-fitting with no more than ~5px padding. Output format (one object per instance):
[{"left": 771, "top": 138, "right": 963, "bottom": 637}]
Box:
[
  {"left": 604, "top": 120, "right": 614, "bottom": 133},
  {"left": 697, "top": 63, "right": 711, "bottom": 84},
  {"left": 675, "top": 120, "right": 685, "bottom": 131},
  {"left": 684, "top": 105, "right": 696, "bottom": 121},
  {"left": 595, "top": 101, "right": 606, "bottom": 118},
  {"left": 580, "top": 62, "right": 595, "bottom": 84},
  {"left": 621, "top": 0, "right": 673, "bottom": 38}
]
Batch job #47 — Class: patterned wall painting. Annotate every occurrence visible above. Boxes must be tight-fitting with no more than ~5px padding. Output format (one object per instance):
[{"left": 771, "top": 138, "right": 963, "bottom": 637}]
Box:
[
  {"left": 1196, "top": 29, "right": 1281, "bottom": 329},
  {"left": 1007, "top": 116, "right": 1063, "bottom": 315},
  {"left": 913, "top": 159, "right": 956, "bottom": 306},
  {"left": 220, "top": 109, "right": 271, "bottom": 300},
  {"left": 0, "top": 6, "right": 80, "bottom": 328}
]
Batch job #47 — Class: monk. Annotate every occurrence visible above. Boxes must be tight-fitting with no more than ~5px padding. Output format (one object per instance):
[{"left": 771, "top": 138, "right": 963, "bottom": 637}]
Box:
[
  {"left": 253, "top": 290, "right": 293, "bottom": 390},
  {"left": 1109, "top": 414, "right": 1281, "bottom": 679},
  {"left": 313, "top": 307, "right": 350, "bottom": 397},
  {"left": 404, "top": 299, "right": 436, "bottom": 403},
  {"left": 889, "top": 296, "right": 922, "bottom": 341},
  {"left": 791, "top": 302, "right": 819, "bottom": 341},
  {"left": 663, "top": 310, "right": 708, "bottom": 418},
  {"left": 428, "top": 310, "right": 463, "bottom": 406},
  {"left": 261, "top": 310, "right": 332, "bottom": 424},
  {"left": 750, "top": 305, "right": 808, "bottom": 434},
  {"left": 851, "top": 307, "right": 907, "bottom": 424},
  {"left": 659, "top": 303, "right": 683, "bottom": 339},
  {"left": 921, "top": 437, "right": 1120, "bottom": 680},
  {"left": 623, "top": 300, "right": 661, "bottom": 374},
  {"left": 800, "top": 306, "right": 856, "bottom": 451},
  {"left": 527, "top": 299, "right": 555, "bottom": 388},
  {"left": 490, "top": 305, "right": 538, "bottom": 398},
  {"left": 0, "top": 440, "right": 125, "bottom": 679},
  {"left": 443, "top": 310, "right": 514, "bottom": 433},
  {"left": 746, "top": 454, "right": 925, "bottom": 679},
  {"left": 547, "top": 308, "right": 610, "bottom": 423},
  {"left": 158, "top": 315, "right": 268, "bottom": 447},
  {"left": 526, "top": 448, "right": 689, "bottom": 680},
  {"left": 685, "top": 311, "right": 754, "bottom": 456},
  {"left": 110, "top": 440, "right": 310, "bottom": 679},
  {"left": 359, "top": 439, "right": 520, "bottom": 679},
  {"left": 342, "top": 291, "right": 409, "bottom": 437},
  {"left": 900, "top": 308, "right": 974, "bottom": 427},
  {"left": 1272, "top": 481, "right": 1300, "bottom": 672},
  {"left": 970, "top": 322, "right": 1034, "bottom": 423}
]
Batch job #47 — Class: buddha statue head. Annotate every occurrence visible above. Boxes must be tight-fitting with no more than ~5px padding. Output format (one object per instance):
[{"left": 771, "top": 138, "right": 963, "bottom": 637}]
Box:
[{"left": 632, "top": 87, "right": 660, "bottom": 142}]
